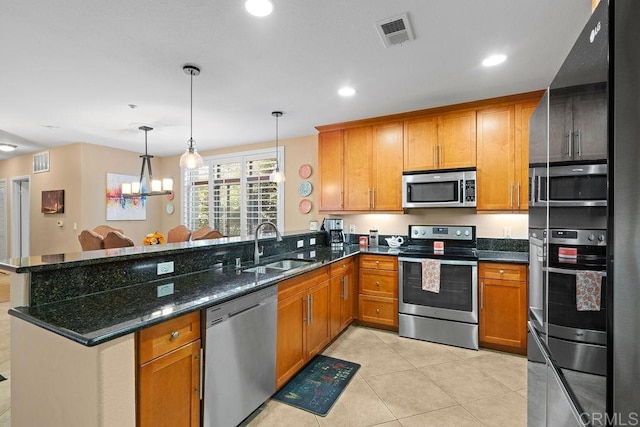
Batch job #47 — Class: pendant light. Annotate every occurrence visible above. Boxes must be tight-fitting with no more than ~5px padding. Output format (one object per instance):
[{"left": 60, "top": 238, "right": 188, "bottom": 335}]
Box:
[
  {"left": 269, "top": 111, "right": 285, "bottom": 183},
  {"left": 121, "top": 126, "right": 173, "bottom": 197},
  {"left": 179, "top": 65, "right": 204, "bottom": 169}
]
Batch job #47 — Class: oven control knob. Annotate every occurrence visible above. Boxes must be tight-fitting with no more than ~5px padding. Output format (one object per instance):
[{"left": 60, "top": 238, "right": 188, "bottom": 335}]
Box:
[
  {"left": 421, "top": 230, "right": 427, "bottom": 236},
  {"left": 455, "top": 230, "right": 461, "bottom": 236},
  {"left": 413, "top": 229, "right": 419, "bottom": 236},
  {"left": 464, "top": 230, "right": 470, "bottom": 236},
  {"left": 598, "top": 234, "right": 605, "bottom": 242},
  {"left": 588, "top": 234, "right": 595, "bottom": 241}
]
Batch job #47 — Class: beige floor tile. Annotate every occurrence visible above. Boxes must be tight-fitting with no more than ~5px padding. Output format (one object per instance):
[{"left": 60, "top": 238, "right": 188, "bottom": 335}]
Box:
[
  {"left": 419, "top": 360, "right": 513, "bottom": 404},
  {"left": 247, "top": 399, "right": 319, "bottom": 427},
  {"left": 517, "top": 389, "right": 527, "bottom": 399},
  {"left": 398, "top": 406, "right": 484, "bottom": 427},
  {"left": 366, "top": 369, "right": 456, "bottom": 419},
  {"left": 324, "top": 326, "right": 385, "bottom": 353},
  {"left": 338, "top": 343, "right": 413, "bottom": 379},
  {"left": 372, "top": 421, "right": 402, "bottom": 427},
  {"left": 381, "top": 336, "right": 462, "bottom": 369},
  {"left": 444, "top": 345, "right": 494, "bottom": 360},
  {"left": 463, "top": 392, "right": 527, "bottom": 427},
  {"left": 0, "top": 377, "right": 9, "bottom": 417},
  {"left": 465, "top": 352, "right": 527, "bottom": 391},
  {"left": 0, "top": 408, "right": 9, "bottom": 427},
  {"left": 316, "top": 379, "right": 396, "bottom": 427}
]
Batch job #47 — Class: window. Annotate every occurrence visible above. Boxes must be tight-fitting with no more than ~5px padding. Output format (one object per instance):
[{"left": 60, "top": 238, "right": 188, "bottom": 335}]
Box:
[{"left": 182, "top": 148, "right": 284, "bottom": 239}]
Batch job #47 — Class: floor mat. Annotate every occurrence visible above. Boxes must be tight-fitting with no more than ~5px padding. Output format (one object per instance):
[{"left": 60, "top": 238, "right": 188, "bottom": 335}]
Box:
[{"left": 273, "top": 355, "right": 360, "bottom": 416}]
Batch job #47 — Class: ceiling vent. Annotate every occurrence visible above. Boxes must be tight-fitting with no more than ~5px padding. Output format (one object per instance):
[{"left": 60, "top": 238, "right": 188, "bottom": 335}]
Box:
[{"left": 375, "top": 12, "right": 415, "bottom": 48}]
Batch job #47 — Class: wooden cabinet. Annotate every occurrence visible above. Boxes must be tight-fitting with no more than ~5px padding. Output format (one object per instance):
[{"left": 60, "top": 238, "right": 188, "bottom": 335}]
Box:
[
  {"left": 358, "top": 254, "right": 398, "bottom": 328},
  {"left": 476, "top": 99, "right": 539, "bottom": 211},
  {"left": 319, "top": 122, "right": 403, "bottom": 211},
  {"left": 549, "top": 85, "right": 607, "bottom": 163},
  {"left": 404, "top": 110, "right": 476, "bottom": 171},
  {"left": 318, "top": 130, "right": 345, "bottom": 211},
  {"left": 137, "top": 311, "right": 201, "bottom": 427},
  {"left": 329, "top": 257, "right": 356, "bottom": 339},
  {"left": 276, "top": 267, "right": 331, "bottom": 388},
  {"left": 479, "top": 262, "right": 528, "bottom": 355}
]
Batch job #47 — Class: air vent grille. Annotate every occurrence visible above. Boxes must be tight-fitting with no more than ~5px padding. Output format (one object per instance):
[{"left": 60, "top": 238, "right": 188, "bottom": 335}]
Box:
[
  {"left": 375, "top": 12, "right": 414, "bottom": 48},
  {"left": 33, "top": 151, "right": 50, "bottom": 173}
]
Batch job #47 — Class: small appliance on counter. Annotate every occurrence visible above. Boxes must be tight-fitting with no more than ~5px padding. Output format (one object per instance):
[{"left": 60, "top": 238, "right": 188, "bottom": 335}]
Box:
[
  {"left": 369, "top": 229, "right": 379, "bottom": 247},
  {"left": 323, "top": 218, "right": 345, "bottom": 247}
]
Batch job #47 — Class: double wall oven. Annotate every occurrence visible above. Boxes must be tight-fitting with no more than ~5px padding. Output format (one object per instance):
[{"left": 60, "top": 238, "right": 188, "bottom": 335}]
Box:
[{"left": 398, "top": 225, "right": 478, "bottom": 350}]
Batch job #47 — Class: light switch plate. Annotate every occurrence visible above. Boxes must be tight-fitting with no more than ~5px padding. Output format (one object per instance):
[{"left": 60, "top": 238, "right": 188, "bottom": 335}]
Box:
[
  {"left": 297, "top": 240, "right": 304, "bottom": 248},
  {"left": 310, "top": 238, "right": 316, "bottom": 245},
  {"left": 157, "top": 283, "right": 174, "bottom": 298},
  {"left": 310, "top": 250, "right": 316, "bottom": 258},
  {"left": 157, "top": 261, "right": 174, "bottom": 275}
]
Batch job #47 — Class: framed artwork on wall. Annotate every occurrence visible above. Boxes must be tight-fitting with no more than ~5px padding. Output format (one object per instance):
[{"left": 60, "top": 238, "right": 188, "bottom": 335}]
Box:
[
  {"left": 106, "top": 173, "right": 146, "bottom": 221},
  {"left": 41, "top": 190, "right": 64, "bottom": 214}
]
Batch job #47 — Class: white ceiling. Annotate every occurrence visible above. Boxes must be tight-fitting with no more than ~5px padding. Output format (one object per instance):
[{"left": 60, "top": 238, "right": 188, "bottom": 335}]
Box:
[{"left": 0, "top": 0, "right": 592, "bottom": 160}]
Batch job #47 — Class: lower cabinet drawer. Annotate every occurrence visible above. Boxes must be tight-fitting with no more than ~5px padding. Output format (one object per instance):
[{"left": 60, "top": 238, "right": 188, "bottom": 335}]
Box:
[
  {"left": 358, "top": 295, "right": 398, "bottom": 327},
  {"left": 138, "top": 311, "right": 201, "bottom": 364}
]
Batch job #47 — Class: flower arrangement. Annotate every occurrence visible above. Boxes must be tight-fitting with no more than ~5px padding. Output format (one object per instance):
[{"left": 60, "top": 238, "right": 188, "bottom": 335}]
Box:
[{"left": 143, "top": 231, "right": 166, "bottom": 245}]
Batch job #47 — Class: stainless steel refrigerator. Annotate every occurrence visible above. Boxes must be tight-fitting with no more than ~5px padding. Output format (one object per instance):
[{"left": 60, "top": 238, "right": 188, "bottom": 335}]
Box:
[{"left": 528, "top": 1, "right": 640, "bottom": 424}]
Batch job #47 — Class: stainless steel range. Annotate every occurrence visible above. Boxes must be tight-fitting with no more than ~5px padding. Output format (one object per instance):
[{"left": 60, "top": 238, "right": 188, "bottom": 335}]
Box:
[{"left": 398, "top": 225, "right": 479, "bottom": 350}]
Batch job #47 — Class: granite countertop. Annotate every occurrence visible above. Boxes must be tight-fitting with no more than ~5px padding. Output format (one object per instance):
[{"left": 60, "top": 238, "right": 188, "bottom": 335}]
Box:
[
  {"left": 477, "top": 250, "right": 529, "bottom": 264},
  {"left": 9, "top": 245, "right": 363, "bottom": 347}
]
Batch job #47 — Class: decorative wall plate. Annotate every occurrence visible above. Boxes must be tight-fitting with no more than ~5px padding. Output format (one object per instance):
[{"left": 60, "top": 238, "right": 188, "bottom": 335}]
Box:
[
  {"left": 166, "top": 202, "right": 175, "bottom": 215},
  {"left": 298, "top": 181, "right": 312, "bottom": 197},
  {"left": 298, "top": 164, "right": 312, "bottom": 179},
  {"left": 299, "top": 199, "right": 312, "bottom": 214}
]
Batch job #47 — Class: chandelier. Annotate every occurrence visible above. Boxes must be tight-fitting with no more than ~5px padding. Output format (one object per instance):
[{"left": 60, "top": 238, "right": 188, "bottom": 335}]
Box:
[{"left": 121, "top": 126, "right": 173, "bottom": 197}]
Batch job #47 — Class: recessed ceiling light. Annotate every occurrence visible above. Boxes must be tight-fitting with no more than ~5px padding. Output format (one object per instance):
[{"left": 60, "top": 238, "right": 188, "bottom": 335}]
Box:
[
  {"left": 338, "top": 86, "right": 356, "bottom": 97},
  {"left": 0, "top": 143, "right": 17, "bottom": 152},
  {"left": 245, "top": 0, "right": 273, "bottom": 17},
  {"left": 482, "top": 54, "right": 507, "bottom": 67}
]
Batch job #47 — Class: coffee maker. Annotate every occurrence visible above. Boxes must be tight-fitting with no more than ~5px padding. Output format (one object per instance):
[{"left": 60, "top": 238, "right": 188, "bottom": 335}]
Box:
[{"left": 323, "top": 218, "right": 345, "bottom": 247}]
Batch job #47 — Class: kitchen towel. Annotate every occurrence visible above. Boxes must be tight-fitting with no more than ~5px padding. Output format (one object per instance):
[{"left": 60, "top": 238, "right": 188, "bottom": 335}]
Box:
[
  {"left": 421, "top": 258, "right": 441, "bottom": 293},
  {"left": 576, "top": 270, "right": 603, "bottom": 311}
]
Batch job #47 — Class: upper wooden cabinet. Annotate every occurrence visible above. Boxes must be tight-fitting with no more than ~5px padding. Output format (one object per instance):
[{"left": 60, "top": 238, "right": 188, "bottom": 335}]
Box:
[
  {"left": 404, "top": 110, "right": 476, "bottom": 171},
  {"left": 476, "top": 99, "right": 539, "bottom": 211},
  {"left": 320, "top": 122, "right": 403, "bottom": 212}
]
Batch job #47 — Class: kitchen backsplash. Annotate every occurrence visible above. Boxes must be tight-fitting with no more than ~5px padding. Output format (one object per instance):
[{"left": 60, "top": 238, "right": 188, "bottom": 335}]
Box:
[{"left": 477, "top": 238, "right": 528, "bottom": 252}]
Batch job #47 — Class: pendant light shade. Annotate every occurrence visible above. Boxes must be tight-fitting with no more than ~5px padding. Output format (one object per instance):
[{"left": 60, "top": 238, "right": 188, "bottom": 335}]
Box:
[
  {"left": 180, "top": 65, "right": 204, "bottom": 169},
  {"left": 269, "top": 111, "right": 285, "bottom": 183}
]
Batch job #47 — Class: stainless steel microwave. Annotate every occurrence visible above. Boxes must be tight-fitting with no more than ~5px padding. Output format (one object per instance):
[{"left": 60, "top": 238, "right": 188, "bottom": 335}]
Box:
[
  {"left": 402, "top": 169, "right": 476, "bottom": 208},
  {"left": 532, "top": 163, "right": 607, "bottom": 207}
]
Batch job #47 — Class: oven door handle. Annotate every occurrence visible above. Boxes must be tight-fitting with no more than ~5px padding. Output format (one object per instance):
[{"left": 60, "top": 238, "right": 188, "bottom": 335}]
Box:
[
  {"left": 544, "top": 266, "right": 607, "bottom": 277},
  {"left": 399, "top": 257, "right": 477, "bottom": 267}
]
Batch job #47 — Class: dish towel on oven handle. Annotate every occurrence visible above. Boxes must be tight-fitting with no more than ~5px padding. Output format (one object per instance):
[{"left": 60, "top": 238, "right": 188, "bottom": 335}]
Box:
[
  {"left": 576, "top": 270, "right": 602, "bottom": 311},
  {"left": 421, "top": 259, "right": 441, "bottom": 293}
]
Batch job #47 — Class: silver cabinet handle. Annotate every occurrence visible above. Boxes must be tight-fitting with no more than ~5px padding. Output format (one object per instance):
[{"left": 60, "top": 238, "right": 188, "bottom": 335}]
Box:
[
  {"left": 433, "top": 146, "right": 437, "bottom": 166},
  {"left": 510, "top": 182, "right": 514, "bottom": 208},
  {"left": 170, "top": 331, "right": 180, "bottom": 340},
  {"left": 372, "top": 188, "right": 376, "bottom": 209},
  {"left": 576, "top": 130, "right": 582, "bottom": 157},
  {"left": 367, "top": 188, "right": 372, "bottom": 209},
  {"left": 198, "top": 348, "right": 203, "bottom": 400},
  {"left": 304, "top": 296, "right": 309, "bottom": 325},
  {"left": 517, "top": 182, "right": 521, "bottom": 208},
  {"left": 480, "top": 281, "right": 484, "bottom": 309},
  {"left": 439, "top": 145, "right": 443, "bottom": 166},
  {"left": 340, "top": 190, "right": 344, "bottom": 208},
  {"left": 566, "top": 131, "right": 573, "bottom": 158},
  {"left": 309, "top": 294, "right": 313, "bottom": 325},
  {"left": 343, "top": 276, "right": 348, "bottom": 301}
]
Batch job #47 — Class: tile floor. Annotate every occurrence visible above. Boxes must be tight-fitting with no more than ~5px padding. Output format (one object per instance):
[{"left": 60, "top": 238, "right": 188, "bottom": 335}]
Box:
[
  {"left": 248, "top": 326, "right": 527, "bottom": 427},
  {"left": 0, "top": 302, "right": 527, "bottom": 427}
]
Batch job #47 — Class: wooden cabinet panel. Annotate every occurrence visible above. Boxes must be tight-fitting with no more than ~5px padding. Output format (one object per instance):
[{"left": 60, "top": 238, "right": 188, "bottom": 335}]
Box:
[
  {"left": 358, "top": 295, "right": 398, "bottom": 327},
  {"left": 404, "top": 115, "right": 439, "bottom": 171},
  {"left": 359, "top": 269, "right": 397, "bottom": 298},
  {"left": 318, "top": 130, "right": 344, "bottom": 211},
  {"left": 438, "top": 110, "right": 477, "bottom": 169},
  {"left": 477, "top": 106, "right": 516, "bottom": 210},
  {"left": 479, "top": 262, "right": 528, "bottom": 354},
  {"left": 359, "top": 254, "right": 398, "bottom": 271},
  {"left": 329, "top": 258, "right": 355, "bottom": 338},
  {"left": 344, "top": 126, "right": 373, "bottom": 210},
  {"left": 515, "top": 102, "right": 537, "bottom": 210},
  {"left": 138, "top": 311, "right": 201, "bottom": 365},
  {"left": 138, "top": 340, "right": 201, "bottom": 427},
  {"left": 306, "top": 281, "right": 331, "bottom": 358},
  {"left": 276, "top": 289, "right": 307, "bottom": 389},
  {"left": 372, "top": 122, "right": 403, "bottom": 210}
]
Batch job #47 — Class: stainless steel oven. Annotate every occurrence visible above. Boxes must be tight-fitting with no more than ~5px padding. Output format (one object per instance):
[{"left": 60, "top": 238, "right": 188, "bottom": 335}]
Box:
[
  {"left": 533, "top": 163, "right": 607, "bottom": 207},
  {"left": 402, "top": 169, "right": 476, "bottom": 208},
  {"left": 398, "top": 225, "right": 478, "bottom": 350}
]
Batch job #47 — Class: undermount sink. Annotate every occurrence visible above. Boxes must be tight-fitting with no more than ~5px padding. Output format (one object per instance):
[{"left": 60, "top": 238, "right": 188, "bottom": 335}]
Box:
[{"left": 243, "top": 258, "right": 315, "bottom": 274}]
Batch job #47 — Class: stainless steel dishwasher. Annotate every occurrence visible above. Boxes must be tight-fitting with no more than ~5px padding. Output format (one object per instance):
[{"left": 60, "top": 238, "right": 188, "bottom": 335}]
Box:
[{"left": 203, "top": 286, "right": 278, "bottom": 427}]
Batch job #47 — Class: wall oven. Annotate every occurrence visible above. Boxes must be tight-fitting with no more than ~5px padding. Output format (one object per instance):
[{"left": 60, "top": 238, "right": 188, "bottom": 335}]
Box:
[
  {"left": 398, "top": 225, "right": 478, "bottom": 350},
  {"left": 402, "top": 169, "right": 476, "bottom": 208},
  {"left": 532, "top": 163, "right": 607, "bottom": 207}
]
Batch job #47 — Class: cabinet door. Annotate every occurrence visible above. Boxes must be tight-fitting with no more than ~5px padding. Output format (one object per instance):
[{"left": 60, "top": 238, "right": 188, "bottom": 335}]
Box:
[
  {"left": 548, "top": 96, "right": 572, "bottom": 163},
  {"left": 515, "top": 101, "right": 538, "bottom": 210},
  {"left": 138, "top": 340, "right": 201, "bottom": 427},
  {"left": 372, "top": 122, "right": 403, "bottom": 211},
  {"left": 276, "top": 291, "right": 307, "bottom": 389},
  {"left": 306, "top": 280, "right": 331, "bottom": 358},
  {"left": 438, "top": 110, "right": 477, "bottom": 169},
  {"left": 344, "top": 127, "right": 373, "bottom": 210},
  {"left": 571, "top": 90, "right": 607, "bottom": 161},
  {"left": 477, "top": 106, "right": 516, "bottom": 210},
  {"left": 404, "top": 116, "right": 439, "bottom": 171},
  {"left": 479, "top": 278, "right": 527, "bottom": 352},
  {"left": 318, "top": 130, "right": 344, "bottom": 211},
  {"left": 341, "top": 263, "right": 356, "bottom": 329},
  {"left": 329, "top": 275, "right": 343, "bottom": 338}
]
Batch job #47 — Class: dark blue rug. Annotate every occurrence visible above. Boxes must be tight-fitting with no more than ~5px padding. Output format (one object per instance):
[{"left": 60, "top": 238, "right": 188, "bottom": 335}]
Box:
[{"left": 273, "top": 355, "right": 360, "bottom": 416}]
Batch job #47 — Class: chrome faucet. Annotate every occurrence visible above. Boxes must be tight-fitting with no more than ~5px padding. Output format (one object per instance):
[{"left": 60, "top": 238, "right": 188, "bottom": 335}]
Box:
[{"left": 254, "top": 221, "right": 283, "bottom": 265}]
